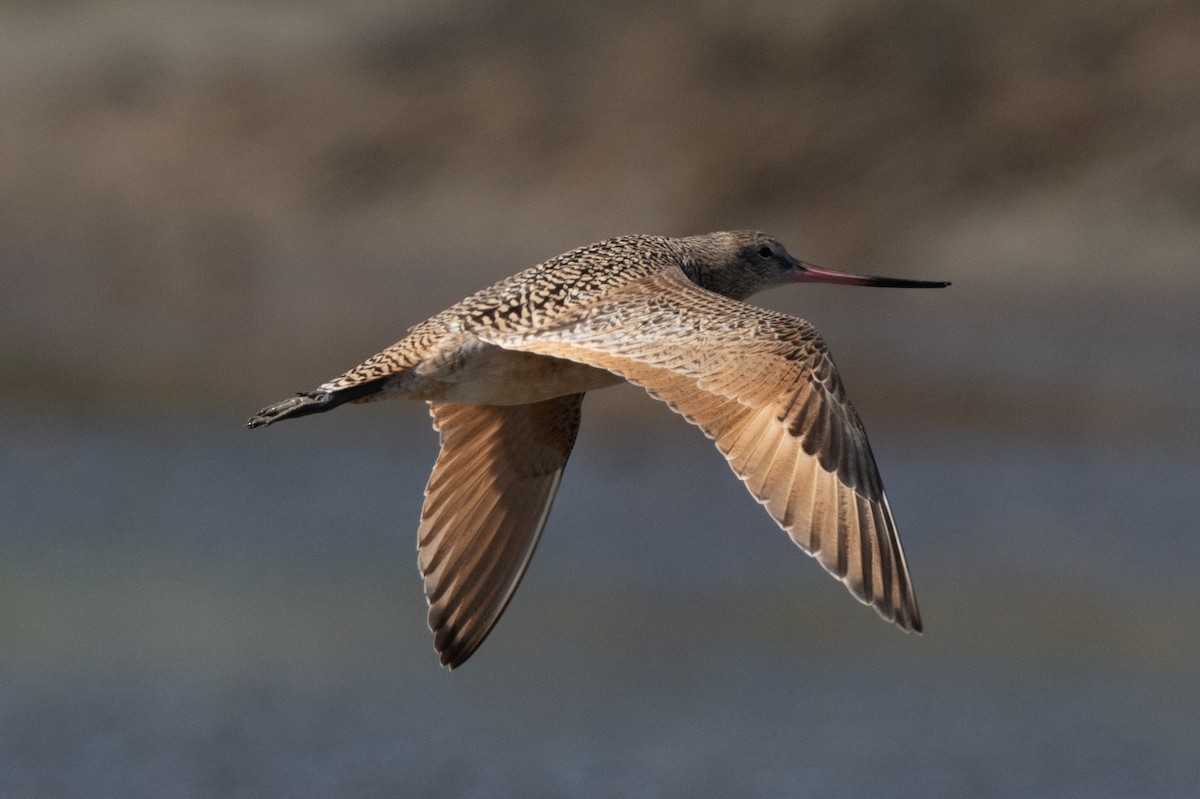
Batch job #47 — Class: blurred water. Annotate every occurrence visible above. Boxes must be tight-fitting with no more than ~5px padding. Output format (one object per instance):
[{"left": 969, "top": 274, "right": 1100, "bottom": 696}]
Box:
[{"left": 2, "top": 405, "right": 1198, "bottom": 798}]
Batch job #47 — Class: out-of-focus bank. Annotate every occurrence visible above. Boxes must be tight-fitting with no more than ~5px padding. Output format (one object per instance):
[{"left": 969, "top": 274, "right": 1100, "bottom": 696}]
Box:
[{"left": 2, "top": 0, "right": 1198, "bottom": 445}]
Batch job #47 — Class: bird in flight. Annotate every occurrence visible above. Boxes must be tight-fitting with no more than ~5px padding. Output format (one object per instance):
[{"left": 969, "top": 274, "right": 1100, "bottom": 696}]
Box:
[{"left": 248, "top": 231, "right": 949, "bottom": 668}]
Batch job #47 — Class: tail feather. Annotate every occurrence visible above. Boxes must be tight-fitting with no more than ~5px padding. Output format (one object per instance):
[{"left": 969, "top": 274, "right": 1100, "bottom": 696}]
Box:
[{"left": 247, "top": 380, "right": 385, "bottom": 428}]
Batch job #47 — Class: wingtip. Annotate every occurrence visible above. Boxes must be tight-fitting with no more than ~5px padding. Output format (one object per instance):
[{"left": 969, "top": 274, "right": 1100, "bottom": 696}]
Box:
[
  {"left": 869, "top": 590, "right": 922, "bottom": 634},
  {"left": 437, "top": 642, "right": 472, "bottom": 671},
  {"left": 430, "top": 612, "right": 478, "bottom": 671},
  {"left": 895, "top": 602, "right": 923, "bottom": 634},
  {"left": 900, "top": 607, "right": 924, "bottom": 634}
]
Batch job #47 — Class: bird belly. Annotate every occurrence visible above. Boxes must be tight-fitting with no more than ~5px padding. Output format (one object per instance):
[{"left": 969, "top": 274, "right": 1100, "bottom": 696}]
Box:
[{"left": 394, "top": 341, "right": 622, "bottom": 405}]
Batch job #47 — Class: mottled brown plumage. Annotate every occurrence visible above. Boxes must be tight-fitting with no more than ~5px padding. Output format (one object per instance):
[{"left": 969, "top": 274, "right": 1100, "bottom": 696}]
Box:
[{"left": 249, "top": 231, "right": 949, "bottom": 668}]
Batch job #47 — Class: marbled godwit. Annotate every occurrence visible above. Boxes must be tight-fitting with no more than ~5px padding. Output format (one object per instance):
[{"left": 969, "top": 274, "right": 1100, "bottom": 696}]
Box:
[{"left": 249, "top": 232, "right": 949, "bottom": 668}]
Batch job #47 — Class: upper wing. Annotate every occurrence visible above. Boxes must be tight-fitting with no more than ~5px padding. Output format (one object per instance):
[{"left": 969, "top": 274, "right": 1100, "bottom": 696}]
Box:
[
  {"left": 420, "top": 394, "right": 584, "bottom": 668},
  {"left": 481, "top": 268, "right": 921, "bottom": 631}
]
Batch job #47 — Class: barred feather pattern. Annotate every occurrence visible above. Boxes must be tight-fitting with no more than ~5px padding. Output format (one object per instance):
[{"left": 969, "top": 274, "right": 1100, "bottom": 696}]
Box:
[
  {"left": 485, "top": 269, "right": 921, "bottom": 630},
  {"left": 251, "top": 231, "right": 932, "bottom": 669},
  {"left": 419, "top": 394, "right": 584, "bottom": 668}
]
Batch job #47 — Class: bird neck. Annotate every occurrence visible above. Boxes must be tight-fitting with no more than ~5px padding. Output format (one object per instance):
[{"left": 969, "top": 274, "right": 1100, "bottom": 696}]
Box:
[{"left": 678, "top": 262, "right": 766, "bottom": 301}]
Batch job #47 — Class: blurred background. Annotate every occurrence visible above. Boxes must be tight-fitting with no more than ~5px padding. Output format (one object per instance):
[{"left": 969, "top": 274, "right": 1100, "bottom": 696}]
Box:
[{"left": 2, "top": 0, "right": 1199, "bottom": 796}]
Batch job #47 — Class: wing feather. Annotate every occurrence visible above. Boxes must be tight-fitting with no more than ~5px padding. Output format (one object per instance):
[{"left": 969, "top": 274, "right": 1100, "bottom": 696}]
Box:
[
  {"left": 419, "top": 394, "right": 583, "bottom": 668},
  {"left": 483, "top": 268, "right": 921, "bottom": 631}
]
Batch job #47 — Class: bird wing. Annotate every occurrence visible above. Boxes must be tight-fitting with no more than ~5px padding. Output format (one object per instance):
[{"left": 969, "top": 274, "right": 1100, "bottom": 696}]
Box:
[
  {"left": 420, "top": 394, "right": 584, "bottom": 668},
  {"left": 481, "top": 267, "right": 921, "bottom": 631}
]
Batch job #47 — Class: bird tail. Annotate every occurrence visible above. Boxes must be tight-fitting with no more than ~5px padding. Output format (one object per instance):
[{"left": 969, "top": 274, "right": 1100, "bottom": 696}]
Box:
[{"left": 246, "top": 379, "right": 386, "bottom": 429}]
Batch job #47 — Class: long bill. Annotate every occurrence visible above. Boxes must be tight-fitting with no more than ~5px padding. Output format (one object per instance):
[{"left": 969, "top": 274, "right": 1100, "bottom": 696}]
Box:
[{"left": 794, "top": 261, "right": 950, "bottom": 288}]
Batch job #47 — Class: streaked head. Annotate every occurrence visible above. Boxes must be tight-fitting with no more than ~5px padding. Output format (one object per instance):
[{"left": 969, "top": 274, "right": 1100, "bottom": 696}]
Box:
[{"left": 676, "top": 231, "right": 950, "bottom": 300}]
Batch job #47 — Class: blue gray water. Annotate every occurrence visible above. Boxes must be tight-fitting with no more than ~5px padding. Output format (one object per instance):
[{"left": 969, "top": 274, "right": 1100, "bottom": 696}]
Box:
[{"left": 2, "top": 404, "right": 1198, "bottom": 797}]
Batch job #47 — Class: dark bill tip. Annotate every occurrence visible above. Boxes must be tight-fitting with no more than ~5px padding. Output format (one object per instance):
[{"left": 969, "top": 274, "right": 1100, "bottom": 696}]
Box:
[{"left": 795, "top": 262, "right": 950, "bottom": 288}]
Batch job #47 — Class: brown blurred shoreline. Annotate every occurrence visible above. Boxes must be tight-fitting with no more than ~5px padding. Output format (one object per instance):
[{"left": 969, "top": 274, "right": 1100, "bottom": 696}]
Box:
[{"left": 3, "top": 0, "right": 1198, "bottom": 440}]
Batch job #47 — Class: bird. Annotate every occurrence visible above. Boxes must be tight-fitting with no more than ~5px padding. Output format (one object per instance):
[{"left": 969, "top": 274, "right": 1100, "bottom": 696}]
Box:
[{"left": 248, "top": 231, "right": 949, "bottom": 669}]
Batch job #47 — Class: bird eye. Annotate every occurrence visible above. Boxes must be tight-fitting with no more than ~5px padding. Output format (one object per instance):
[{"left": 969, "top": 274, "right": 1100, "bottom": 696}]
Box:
[{"left": 758, "top": 246, "right": 774, "bottom": 259}]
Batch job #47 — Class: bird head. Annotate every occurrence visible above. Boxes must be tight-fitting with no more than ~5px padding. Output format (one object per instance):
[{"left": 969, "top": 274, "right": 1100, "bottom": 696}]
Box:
[{"left": 677, "top": 231, "right": 950, "bottom": 299}]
